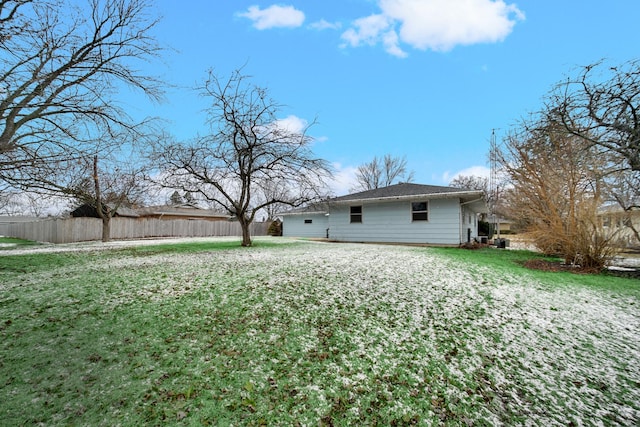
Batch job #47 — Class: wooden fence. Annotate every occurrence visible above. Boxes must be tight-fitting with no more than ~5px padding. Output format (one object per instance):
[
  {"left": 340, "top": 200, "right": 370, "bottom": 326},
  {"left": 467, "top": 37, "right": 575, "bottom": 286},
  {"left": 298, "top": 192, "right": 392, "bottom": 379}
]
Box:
[{"left": 0, "top": 217, "right": 270, "bottom": 244}]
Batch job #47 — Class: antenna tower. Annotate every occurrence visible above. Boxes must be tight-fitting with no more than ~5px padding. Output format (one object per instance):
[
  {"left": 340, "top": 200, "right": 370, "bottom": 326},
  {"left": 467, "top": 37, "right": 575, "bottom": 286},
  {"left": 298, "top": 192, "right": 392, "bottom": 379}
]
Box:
[{"left": 489, "top": 129, "right": 499, "bottom": 238}]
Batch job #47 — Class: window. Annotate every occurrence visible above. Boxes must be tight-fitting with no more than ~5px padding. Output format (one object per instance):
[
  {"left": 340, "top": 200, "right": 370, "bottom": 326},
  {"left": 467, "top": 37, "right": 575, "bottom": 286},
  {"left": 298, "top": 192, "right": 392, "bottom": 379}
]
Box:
[
  {"left": 304, "top": 219, "right": 313, "bottom": 224},
  {"left": 350, "top": 205, "right": 362, "bottom": 223},
  {"left": 411, "top": 201, "right": 428, "bottom": 221}
]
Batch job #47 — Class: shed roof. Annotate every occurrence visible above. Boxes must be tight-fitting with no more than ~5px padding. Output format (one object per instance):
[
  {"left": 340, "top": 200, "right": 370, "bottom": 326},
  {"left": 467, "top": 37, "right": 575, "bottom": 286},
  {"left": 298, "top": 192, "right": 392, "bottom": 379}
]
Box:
[
  {"left": 70, "top": 204, "right": 140, "bottom": 218},
  {"left": 138, "top": 205, "right": 230, "bottom": 219}
]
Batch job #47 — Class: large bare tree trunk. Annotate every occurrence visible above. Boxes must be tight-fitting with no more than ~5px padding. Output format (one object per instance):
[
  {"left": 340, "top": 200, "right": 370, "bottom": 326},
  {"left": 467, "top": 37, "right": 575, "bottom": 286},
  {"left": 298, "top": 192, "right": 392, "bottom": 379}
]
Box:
[
  {"left": 93, "top": 155, "right": 112, "bottom": 243},
  {"left": 101, "top": 216, "right": 111, "bottom": 243},
  {"left": 239, "top": 218, "right": 252, "bottom": 247}
]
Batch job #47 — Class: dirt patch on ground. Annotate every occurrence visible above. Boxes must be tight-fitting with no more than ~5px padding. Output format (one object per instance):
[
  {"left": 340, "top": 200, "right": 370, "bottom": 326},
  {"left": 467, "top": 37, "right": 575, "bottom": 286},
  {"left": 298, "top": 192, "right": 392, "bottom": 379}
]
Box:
[
  {"left": 522, "top": 259, "right": 599, "bottom": 274},
  {"left": 523, "top": 259, "right": 640, "bottom": 279}
]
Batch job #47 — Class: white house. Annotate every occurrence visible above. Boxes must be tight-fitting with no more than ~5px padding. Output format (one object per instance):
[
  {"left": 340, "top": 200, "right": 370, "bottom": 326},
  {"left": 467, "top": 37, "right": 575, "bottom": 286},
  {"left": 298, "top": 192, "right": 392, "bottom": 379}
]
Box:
[
  {"left": 599, "top": 204, "right": 640, "bottom": 247},
  {"left": 280, "top": 183, "right": 488, "bottom": 245}
]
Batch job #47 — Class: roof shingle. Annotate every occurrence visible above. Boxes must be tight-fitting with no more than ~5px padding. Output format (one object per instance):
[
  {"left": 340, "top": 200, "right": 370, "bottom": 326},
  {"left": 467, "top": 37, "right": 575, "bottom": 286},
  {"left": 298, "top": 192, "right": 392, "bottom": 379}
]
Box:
[{"left": 331, "top": 182, "right": 478, "bottom": 202}]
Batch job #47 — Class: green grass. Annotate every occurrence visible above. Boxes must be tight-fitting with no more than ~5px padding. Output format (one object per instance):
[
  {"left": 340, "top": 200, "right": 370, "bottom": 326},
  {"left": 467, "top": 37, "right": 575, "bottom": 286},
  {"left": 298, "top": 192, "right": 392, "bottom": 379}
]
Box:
[
  {"left": 0, "top": 236, "right": 40, "bottom": 250},
  {"left": 431, "top": 246, "right": 640, "bottom": 294},
  {"left": 0, "top": 239, "right": 292, "bottom": 275},
  {"left": 116, "top": 238, "right": 291, "bottom": 255},
  {"left": 1, "top": 240, "right": 638, "bottom": 425},
  {"left": 430, "top": 246, "right": 554, "bottom": 270},
  {"left": 0, "top": 251, "right": 87, "bottom": 274}
]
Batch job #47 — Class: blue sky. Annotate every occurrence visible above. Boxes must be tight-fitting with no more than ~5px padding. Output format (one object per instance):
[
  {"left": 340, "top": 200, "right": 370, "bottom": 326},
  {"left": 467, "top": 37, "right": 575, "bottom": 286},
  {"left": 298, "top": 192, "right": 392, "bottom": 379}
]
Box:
[{"left": 126, "top": 0, "right": 639, "bottom": 195}]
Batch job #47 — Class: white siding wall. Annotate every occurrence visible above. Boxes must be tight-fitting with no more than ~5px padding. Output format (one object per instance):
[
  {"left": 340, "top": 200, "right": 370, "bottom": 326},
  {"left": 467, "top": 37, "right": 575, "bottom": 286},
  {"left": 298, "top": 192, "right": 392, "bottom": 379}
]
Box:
[
  {"left": 460, "top": 205, "right": 479, "bottom": 243},
  {"left": 328, "top": 198, "right": 463, "bottom": 245},
  {"left": 282, "top": 213, "right": 329, "bottom": 238}
]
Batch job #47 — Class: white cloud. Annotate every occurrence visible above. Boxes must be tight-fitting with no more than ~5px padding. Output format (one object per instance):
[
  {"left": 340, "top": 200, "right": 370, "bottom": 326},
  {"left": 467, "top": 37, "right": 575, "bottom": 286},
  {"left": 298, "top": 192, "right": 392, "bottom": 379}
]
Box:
[
  {"left": 340, "top": 14, "right": 408, "bottom": 57},
  {"left": 340, "top": 14, "right": 395, "bottom": 49},
  {"left": 268, "top": 115, "right": 328, "bottom": 144},
  {"left": 328, "top": 162, "right": 358, "bottom": 196},
  {"left": 274, "top": 115, "right": 308, "bottom": 133},
  {"left": 381, "top": 27, "right": 407, "bottom": 58},
  {"left": 342, "top": 0, "right": 524, "bottom": 56},
  {"left": 309, "top": 19, "right": 341, "bottom": 31},
  {"left": 239, "top": 5, "right": 305, "bottom": 30}
]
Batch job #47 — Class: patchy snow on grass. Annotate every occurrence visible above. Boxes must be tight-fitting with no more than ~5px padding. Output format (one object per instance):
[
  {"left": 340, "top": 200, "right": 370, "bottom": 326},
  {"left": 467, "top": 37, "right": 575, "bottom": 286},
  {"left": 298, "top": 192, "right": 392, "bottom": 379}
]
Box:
[
  {"left": 1, "top": 238, "right": 638, "bottom": 425},
  {"left": 89, "top": 240, "right": 640, "bottom": 424}
]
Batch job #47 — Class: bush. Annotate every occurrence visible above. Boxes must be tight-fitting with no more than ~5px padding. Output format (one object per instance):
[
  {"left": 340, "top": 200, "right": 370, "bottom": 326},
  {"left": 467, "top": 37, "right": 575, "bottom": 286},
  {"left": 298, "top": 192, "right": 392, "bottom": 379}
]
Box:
[
  {"left": 267, "top": 219, "right": 282, "bottom": 236},
  {"left": 531, "top": 216, "right": 618, "bottom": 270}
]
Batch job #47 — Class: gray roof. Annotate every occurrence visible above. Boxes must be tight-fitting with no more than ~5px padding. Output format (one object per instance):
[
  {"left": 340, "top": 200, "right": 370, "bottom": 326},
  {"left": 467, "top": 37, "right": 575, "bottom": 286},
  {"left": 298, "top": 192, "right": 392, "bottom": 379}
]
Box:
[
  {"left": 331, "top": 183, "right": 482, "bottom": 203},
  {"left": 278, "top": 202, "right": 329, "bottom": 216},
  {"left": 0, "top": 215, "right": 44, "bottom": 223},
  {"left": 280, "top": 183, "right": 487, "bottom": 215}
]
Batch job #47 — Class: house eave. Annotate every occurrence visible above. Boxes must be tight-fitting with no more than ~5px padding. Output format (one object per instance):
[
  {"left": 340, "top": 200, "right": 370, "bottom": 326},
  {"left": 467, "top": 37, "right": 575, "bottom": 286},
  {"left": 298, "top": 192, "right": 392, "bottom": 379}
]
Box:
[
  {"left": 331, "top": 190, "right": 485, "bottom": 205},
  {"left": 279, "top": 210, "right": 329, "bottom": 216}
]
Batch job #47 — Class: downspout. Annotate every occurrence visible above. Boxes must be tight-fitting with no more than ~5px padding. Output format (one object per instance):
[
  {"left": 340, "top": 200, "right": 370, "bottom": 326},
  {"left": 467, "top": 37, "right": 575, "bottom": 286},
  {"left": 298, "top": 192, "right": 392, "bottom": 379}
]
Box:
[{"left": 459, "top": 201, "right": 463, "bottom": 244}]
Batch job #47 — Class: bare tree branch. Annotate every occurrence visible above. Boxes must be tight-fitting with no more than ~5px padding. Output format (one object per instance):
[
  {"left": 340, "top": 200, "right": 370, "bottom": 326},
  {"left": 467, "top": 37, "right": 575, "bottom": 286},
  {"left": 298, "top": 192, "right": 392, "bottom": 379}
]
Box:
[
  {"left": 498, "top": 114, "right": 618, "bottom": 268},
  {"left": 0, "top": 0, "right": 163, "bottom": 165},
  {"left": 352, "top": 154, "right": 414, "bottom": 192},
  {"left": 544, "top": 59, "right": 640, "bottom": 247},
  {"left": 151, "top": 68, "right": 332, "bottom": 246},
  {"left": 0, "top": 0, "right": 163, "bottom": 242}
]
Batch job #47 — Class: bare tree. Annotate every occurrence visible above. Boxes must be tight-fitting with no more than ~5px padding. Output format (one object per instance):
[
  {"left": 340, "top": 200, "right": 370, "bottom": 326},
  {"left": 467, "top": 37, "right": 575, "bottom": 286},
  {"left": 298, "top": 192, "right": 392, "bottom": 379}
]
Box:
[
  {"left": 352, "top": 154, "right": 414, "bottom": 191},
  {"left": 449, "top": 175, "right": 490, "bottom": 200},
  {"left": 4, "top": 124, "right": 150, "bottom": 241},
  {"left": 0, "top": 0, "right": 163, "bottom": 240},
  {"left": 78, "top": 154, "right": 146, "bottom": 242},
  {"left": 168, "top": 190, "right": 185, "bottom": 206},
  {"left": 449, "top": 175, "right": 494, "bottom": 221},
  {"left": 0, "top": 188, "right": 21, "bottom": 215},
  {"left": 498, "top": 115, "right": 617, "bottom": 268},
  {"left": 548, "top": 59, "right": 640, "bottom": 244},
  {"left": 152, "top": 69, "right": 332, "bottom": 246},
  {"left": 0, "top": 0, "right": 163, "bottom": 168},
  {"left": 551, "top": 59, "right": 640, "bottom": 171},
  {"left": 0, "top": 186, "right": 60, "bottom": 216},
  {"left": 0, "top": 0, "right": 32, "bottom": 46},
  {"left": 256, "top": 178, "right": 293, "bottom": 221}
]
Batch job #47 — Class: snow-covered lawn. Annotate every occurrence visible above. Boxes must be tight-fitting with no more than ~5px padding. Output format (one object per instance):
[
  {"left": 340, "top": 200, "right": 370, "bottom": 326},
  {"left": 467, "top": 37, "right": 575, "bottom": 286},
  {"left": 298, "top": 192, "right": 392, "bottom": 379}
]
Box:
[{"left": 1, "top": 237, "right": 638, "bottom": 425}]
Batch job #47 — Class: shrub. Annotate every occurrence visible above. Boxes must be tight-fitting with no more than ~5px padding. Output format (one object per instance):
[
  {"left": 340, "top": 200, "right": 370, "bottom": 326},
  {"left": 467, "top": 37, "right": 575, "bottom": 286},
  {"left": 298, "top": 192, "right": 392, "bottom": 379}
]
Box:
[{"left": 267, "top": 219, "right": 282, "bottom": 236}]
